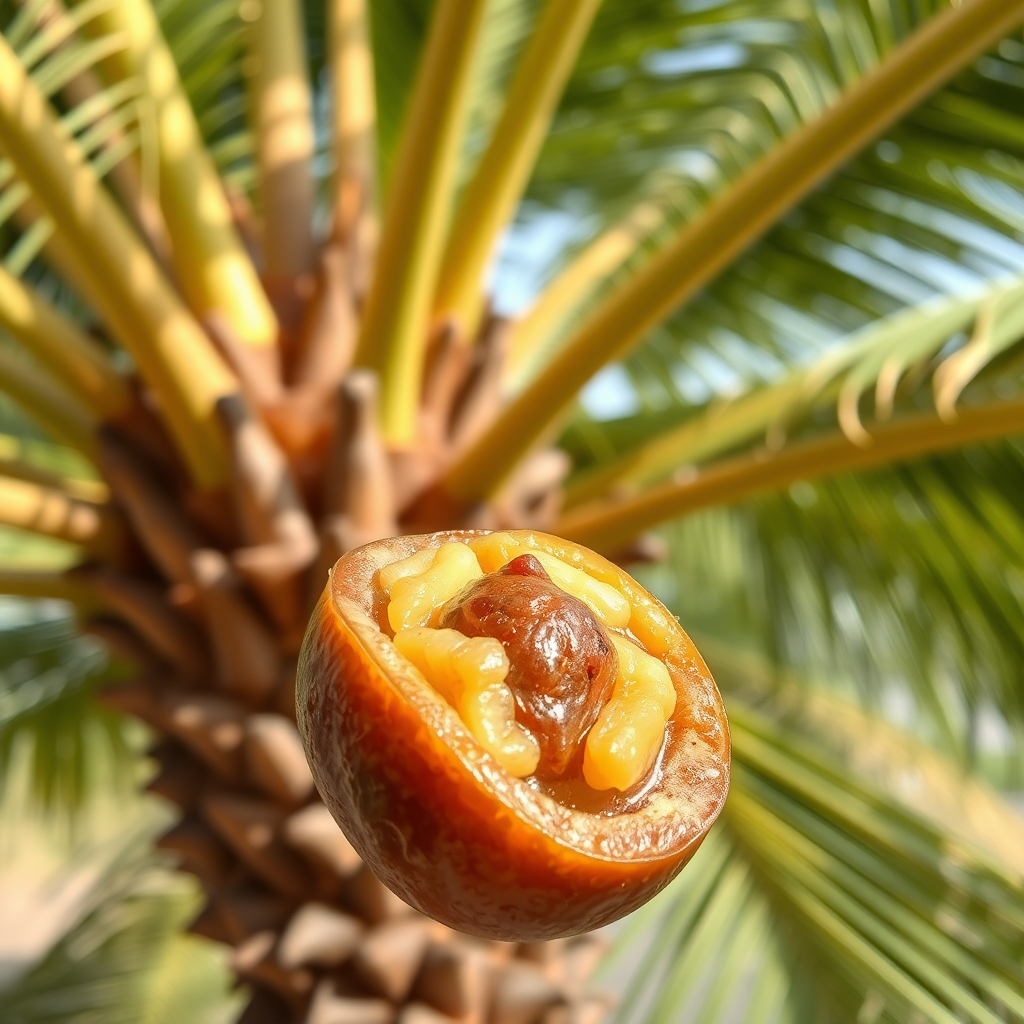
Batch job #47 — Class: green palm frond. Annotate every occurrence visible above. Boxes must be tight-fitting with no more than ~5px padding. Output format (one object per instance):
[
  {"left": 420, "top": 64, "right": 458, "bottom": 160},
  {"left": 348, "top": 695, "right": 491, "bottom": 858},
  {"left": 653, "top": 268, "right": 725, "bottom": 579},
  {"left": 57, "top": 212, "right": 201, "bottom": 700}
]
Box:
[
  {"left": 533, "top": 0, "right": 901, "bottom": 207},
  {"left": 1, "top": 875, "right": 237, "bottom": 1024},
  {"left": 607, "top": 689, "right": 1024, "bottom": 1024},
  {"left": 0, "top": 789, "right": 240, "bottom": 1024},
  {"left": 602, "top": 829, "right": 795, "bottom": 1024},
  {"left": 563, "top": 288, "right": 993, "bottom": 498},
  {"left": 555, "top": 268, "right": 1024, "bottom": 553},
  {"left": 731, "top": 701, "right": 1024, "bottom": 1023},
  {"left": 498, "top": 0, "right": 929, "bottom": 366},
  {"left": 506, "top": 2, "right": 1024, "bottom": 434},
  {"left": 749, "top": 459, "right": 1024, "bottom": 756},
  {"left": 633, "top": 447, "right": 1024, "bottom": 768},
  {"left": 0, "top": 602, "right": 134, "bottom": 813}
]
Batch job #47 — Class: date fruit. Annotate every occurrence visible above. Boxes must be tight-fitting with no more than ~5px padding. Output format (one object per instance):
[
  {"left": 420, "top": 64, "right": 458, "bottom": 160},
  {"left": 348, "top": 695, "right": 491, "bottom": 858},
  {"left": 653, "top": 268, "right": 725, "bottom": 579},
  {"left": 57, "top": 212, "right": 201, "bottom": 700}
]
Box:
[{"left": 297, "top": 530, "right": 730, "bottom": 941}]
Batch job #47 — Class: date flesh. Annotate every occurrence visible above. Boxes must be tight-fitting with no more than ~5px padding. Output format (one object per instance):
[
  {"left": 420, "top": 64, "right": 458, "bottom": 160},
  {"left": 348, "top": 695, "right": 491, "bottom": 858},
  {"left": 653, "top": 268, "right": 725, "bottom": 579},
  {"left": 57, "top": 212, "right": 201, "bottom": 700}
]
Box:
[{"left": 440, "top": 554, "right": 618, "bottom": 779}]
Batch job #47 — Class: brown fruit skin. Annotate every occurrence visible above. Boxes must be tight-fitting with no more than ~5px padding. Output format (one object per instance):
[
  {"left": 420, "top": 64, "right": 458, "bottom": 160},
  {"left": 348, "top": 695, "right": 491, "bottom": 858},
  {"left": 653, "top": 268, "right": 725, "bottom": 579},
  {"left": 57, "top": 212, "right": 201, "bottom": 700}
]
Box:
[
  {"left": 297, "top": 531, "right": 730, "bottom": 942},
  {"left": 440, "top": 553, "right": 619, "bottom": 778}
]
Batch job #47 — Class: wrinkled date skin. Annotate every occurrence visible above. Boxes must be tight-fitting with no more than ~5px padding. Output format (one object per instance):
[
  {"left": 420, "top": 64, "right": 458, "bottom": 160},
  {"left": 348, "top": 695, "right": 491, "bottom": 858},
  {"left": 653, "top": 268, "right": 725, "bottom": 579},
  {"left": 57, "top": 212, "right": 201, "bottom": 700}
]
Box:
[
  {"left": 297, "top": 531, "right": 731, "bottom": 941},
  {"left": 441, "top": 553, "right": 617, "bottom": 778}
]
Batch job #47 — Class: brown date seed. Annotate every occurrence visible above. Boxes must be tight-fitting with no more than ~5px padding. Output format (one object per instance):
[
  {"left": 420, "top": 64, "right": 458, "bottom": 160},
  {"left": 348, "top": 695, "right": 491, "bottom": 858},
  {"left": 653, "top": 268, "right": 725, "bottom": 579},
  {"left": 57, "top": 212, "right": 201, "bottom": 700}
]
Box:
[{"left": 440, "top": 553, "right": 618, "bottom": 779}]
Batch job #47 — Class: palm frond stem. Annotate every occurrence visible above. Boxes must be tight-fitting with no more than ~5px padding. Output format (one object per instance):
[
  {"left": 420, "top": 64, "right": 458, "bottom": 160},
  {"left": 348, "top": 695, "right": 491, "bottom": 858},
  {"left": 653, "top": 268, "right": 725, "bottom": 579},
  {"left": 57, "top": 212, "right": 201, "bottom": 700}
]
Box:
[
  {"left": 36, "top": 0, "right": 173, "bottom": 266},
  {"left": 565, "top": 287, "right": 992, "bottom": 509},
  {"left": 0, "top": 436, "right": 105, "bottom": 502},
  {"left": 0, "top": 474, "right": 125, "bottom": 558},
  {"left": 329, "top": 0, "right": 377, "bottom": 256},
  {"left": 0, "top": 34, "right": 237, "bottom": 485},
  {"left": 353, "top": 0, "right": 488, "bottom": 444},
  {"left": 442, "top": 0, "right": 1024, "bottom": 503},
  {"left": 556, "top": 396, "right": 1024, "bottom": 552},
  {"left": 0, "top": 262, "right": 131, "bottom": 418},
  {"left": 248, "top": 0, "right": 315, "bottom": 284},
  {"left": 0, "top": 567, "right": 95, "bottom": 604},
  {"left": 75, "top": 0, "right": 277, "bottom": 348},
  {"left": 432, "top": 0, "right": 602, "bottom": 339},
  {"left": 0, "top": 343, "right": 97, "bottom": 458},
  {"left": 505, "top": 199, "right": 665, "bottom": 390},
  {"left": 6, "top": 191, "right": 107, "bottom": 311}
]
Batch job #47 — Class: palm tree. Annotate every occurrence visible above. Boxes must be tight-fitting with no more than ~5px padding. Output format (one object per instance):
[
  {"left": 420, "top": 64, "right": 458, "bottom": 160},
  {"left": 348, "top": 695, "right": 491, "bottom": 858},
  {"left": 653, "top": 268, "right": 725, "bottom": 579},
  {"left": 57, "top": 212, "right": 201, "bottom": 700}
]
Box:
[{"left": 0, "top": 0, "right": 1023, "bottom": 1021}]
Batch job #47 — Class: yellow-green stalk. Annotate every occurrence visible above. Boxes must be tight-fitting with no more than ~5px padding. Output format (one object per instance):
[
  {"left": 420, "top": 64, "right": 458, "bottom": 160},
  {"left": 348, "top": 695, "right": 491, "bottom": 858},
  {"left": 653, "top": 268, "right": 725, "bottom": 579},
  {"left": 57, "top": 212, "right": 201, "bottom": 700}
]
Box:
[
  {"left": 0, "top": 474, "right": 124, "bottom": 558},
  {"left": 77, "top": 0, "right": 278, "bottom": 347},
  {"left": 556, "top": 397, "right": 1024, "bottom": 553},
  {"left": 354, "top": 0, "right": 487, "bottom": 444},
  {"left": 0, "top": 35, "right": 237, "bottom": 484},
  {"left": 249, "top": 0, "right": 315, "bottom": 281},
  {"left": 506, "top": 201, "right": 664, "bottom": 389},
  {"left": 0, "top": 344, "right": 97, "bottom": 458},
  {"left": 330, "top": 0, "right": 377, "bottom": 221},
  {"left": 0, "top": 262, "right": 132, "bottom": 418},
  {"left": 433, "top": 0, "right": 602, "bottom": 340}
]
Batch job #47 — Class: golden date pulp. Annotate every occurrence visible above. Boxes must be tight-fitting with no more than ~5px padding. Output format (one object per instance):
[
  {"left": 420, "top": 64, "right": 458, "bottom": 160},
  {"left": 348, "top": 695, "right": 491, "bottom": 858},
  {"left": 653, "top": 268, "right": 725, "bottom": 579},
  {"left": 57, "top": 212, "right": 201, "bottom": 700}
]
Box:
[
  {"left": 440, "top": 553, "right": 618, "bottom": 779},
  {"left": 297, "top": 531, "right": 730, "bottom": 941}
]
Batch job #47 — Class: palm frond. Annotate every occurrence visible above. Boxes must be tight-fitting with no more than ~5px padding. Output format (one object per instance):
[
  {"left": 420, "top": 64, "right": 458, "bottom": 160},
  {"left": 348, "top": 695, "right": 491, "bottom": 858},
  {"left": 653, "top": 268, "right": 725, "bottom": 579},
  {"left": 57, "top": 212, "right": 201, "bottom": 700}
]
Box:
[
  {"left": 730, "top": 701, "right": 1024, "bottom": 1022},
  {"left": 745, "top": 460, "right": 1024, "bottom": 762},
  {"left": 628, "top": 440, "right": 1024, "bottom": 769},
  {"left": 607, "top": 690, "right": 1024, "bottom": 1023},
  {"left": 495, "top": 3, "right": 1024, "bottom": 465},
  {"left": 545, "top": 21, "right": 1024, "bottom": 464},
  {"left": 441, "top": 0, "right": 1024, "bottom": 505},
  {"left": 367, "top": 0, "right": 543, "bottom": 194},
  {"left": 602, "top": 829, "right": 797, "bottom": 1024},
  {"left": 1, "top": 878, "right": 236, "bottom": 1024},
  {"left": 562, "top": 276, "right": 1024, "bottom": 501},
  {"left": 0, "top": 603, "right": 132, "bottom": 813},
  {"left": 0, "top": 785, "right": 240, "bottom": 1024}
]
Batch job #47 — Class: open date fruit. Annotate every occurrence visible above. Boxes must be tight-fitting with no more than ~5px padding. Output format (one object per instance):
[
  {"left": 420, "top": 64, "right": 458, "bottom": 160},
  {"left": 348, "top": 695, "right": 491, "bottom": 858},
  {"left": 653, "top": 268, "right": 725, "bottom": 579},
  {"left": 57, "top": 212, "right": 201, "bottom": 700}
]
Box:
[{"left": 297, "top": 530, "right": 730, "bottom": 941}]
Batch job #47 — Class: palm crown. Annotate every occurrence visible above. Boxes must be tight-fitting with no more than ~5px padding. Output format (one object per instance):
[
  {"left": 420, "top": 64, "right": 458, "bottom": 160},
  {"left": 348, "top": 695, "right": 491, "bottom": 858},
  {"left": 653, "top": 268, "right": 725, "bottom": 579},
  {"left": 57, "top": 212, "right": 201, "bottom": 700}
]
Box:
[{"left": 0, "top": 0, "right": 1023, "bottom": 1022}]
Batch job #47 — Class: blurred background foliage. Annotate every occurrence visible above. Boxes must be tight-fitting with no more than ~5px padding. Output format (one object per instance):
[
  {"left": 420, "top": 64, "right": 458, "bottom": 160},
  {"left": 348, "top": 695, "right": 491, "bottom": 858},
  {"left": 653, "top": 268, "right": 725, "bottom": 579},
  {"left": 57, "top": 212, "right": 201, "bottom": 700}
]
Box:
[
  {"left": 1, "top": 0, "right": 1023, "bottom": 1021},
  {"left": 0, "top": 599, "right": 241, "bottom": 1023}
]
